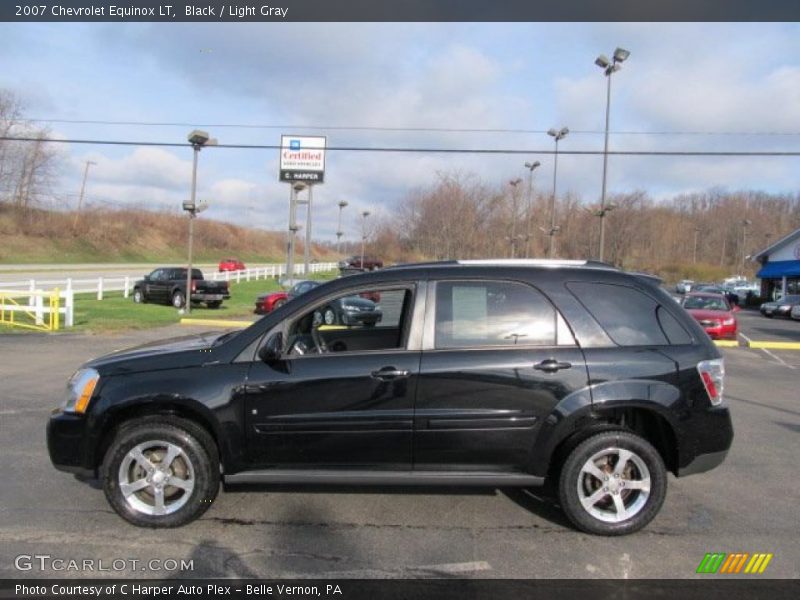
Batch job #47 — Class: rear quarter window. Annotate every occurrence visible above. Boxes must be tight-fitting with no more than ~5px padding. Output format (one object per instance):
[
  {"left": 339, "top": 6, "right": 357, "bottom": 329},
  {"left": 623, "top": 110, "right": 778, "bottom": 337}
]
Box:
[{"left": 567, "top": 282, "right": 686, "bottom": 346}]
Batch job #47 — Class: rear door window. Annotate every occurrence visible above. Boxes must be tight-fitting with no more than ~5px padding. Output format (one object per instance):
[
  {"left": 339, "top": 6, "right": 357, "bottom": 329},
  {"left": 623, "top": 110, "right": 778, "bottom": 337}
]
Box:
[
  {"left": 567, "top": 282, "right": 676, "bottom": 346},
  {"left": 434, "top": 280, "right": 559, "bottom": 348}
]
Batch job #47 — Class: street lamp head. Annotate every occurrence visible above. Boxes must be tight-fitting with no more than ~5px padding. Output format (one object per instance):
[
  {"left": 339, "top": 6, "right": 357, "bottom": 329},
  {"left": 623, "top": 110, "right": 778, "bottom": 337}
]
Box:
[
  {"left": 525, "top": 161, "right": 541, "bottom": 170},
  {"left": 338, "top": 200, "right": 349, "bottom": 208},
  {"left": 547, "top": 127, "right": 558, "bottom": 137},
  {"left": 595, "top": 54, "right": 610, "bottom": 69},
  {"left": 559, "top": 127, "right": 570, "bottom": 137},
  {"left": 187, "top": 129, "right": 210, "bottom": 146},
  {"left": 509, "top": 178, "right": 522, "bottom": 186},
  {"left": 362, "top": 210, "right": 370, "bottom": 218},
  {"left": 292, "top": 181, "right": 307, "bottom": 192},
  {"left": 613, "top": 47, "right": 630, "bottom": 63}
]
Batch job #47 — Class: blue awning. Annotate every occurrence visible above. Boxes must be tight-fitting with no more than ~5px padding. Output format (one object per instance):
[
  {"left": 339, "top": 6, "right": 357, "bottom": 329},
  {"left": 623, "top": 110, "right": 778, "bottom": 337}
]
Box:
[{"left": 756, "top": 260, "right": 800, "bottom": 279}]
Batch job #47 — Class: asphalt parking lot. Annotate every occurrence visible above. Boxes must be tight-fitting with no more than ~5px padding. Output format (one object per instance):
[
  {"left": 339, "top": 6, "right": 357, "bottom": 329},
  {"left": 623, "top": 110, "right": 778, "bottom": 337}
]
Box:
[{"left": 1, "top": 321, "right": 798, "bottom": 579}]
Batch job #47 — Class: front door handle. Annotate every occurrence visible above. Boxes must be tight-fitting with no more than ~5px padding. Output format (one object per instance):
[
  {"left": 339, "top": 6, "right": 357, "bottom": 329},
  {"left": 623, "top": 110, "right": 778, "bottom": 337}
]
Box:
[
  {"left": 371, "top": 368, "right": 410, "bottom": 381},
  {"left": 534, "top": 359, "right": 572, "bottom": 373}
]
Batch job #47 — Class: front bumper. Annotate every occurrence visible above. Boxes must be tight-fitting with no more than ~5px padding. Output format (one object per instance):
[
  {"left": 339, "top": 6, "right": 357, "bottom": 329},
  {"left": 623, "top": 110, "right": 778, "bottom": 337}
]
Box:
[
  {"left": 341, "top": 310, "right": 382, "bottom": 326},
  {"left": 47, "top": 409, "right": 95, "bottom": 478}
]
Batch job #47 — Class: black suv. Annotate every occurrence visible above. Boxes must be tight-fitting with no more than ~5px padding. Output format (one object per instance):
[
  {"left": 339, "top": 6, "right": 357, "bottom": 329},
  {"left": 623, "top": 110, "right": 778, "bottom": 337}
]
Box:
[{"left": 47, "top": 260, "right": 733, "bottom": 535}]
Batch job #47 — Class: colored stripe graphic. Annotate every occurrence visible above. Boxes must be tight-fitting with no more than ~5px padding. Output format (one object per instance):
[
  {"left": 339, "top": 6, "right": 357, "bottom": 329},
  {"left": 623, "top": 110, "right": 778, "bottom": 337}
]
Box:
[
  {"left": 698, "top": 552, "right": 773, "bottom": 574},
  {"left": 744, "top": 553, "right": 774, "bottom": 574},
  {"left": 697, "top": 553, "right": 726, "bottom": 574}
]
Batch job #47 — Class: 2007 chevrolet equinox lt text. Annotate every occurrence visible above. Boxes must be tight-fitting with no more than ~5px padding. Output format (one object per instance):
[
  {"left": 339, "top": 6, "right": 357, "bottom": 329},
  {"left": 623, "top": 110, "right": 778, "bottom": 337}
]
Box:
[{"left": 47, "top": 259, "right": 733, "bottom": 535}]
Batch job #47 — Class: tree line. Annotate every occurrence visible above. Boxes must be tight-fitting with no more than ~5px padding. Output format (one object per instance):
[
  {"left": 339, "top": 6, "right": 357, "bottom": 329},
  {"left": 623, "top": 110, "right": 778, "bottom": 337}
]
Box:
[{"left": 369, "top": 171, "right": 800, "bottom": 281}]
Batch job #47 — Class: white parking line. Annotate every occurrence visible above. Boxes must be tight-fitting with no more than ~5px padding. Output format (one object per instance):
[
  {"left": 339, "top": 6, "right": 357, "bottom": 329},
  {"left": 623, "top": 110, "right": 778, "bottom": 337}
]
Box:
[
  {"left": 760, "top": 348, "right": 797, "bottom": 370},
  {"left": 739, "top": 332, "right": 752, "bottom": 344}
]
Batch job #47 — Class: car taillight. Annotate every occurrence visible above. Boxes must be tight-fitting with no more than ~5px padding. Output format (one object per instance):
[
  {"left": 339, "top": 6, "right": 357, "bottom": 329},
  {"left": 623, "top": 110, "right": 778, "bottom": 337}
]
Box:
[
  {"left": 697, "top": 358, "right": 725, "bottom": 406},
  {"left": 191, "top": 281, "right": 196, "bottom": 292}
]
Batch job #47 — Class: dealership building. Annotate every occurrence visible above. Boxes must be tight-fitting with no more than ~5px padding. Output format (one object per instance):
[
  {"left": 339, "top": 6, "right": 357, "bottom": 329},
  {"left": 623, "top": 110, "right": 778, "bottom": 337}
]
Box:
[{"left": 752, "top": 227, "right": 800, "bottom": 300}]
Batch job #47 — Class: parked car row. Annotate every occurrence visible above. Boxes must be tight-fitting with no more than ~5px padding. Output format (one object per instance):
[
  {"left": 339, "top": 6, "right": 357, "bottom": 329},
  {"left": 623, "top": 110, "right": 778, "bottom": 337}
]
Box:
[{"left": 760, "top": 294, "right": 800, "bottom": 319}]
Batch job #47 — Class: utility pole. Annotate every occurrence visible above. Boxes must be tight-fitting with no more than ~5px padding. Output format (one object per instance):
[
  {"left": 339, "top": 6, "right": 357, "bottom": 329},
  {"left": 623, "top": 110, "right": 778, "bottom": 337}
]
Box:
[
  {"left": 546, "top": 127, "right": 568, "bottom": 258},
  {"left": 73, "top": 160, "right": 96, "bottom": 229},
  {"left": 183, "top": 130, "right": 215, "bottom": 314}
]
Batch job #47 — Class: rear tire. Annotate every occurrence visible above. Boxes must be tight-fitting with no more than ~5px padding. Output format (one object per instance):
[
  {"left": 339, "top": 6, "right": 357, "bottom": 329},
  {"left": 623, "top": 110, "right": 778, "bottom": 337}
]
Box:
[
  {"left": 558, "top": 430, "right": 666, "bottom": 536},
  {"left": 172, "top": 291, "right": 185, "bottom": 309},
  {"left": 102, "top": 417, "right": 219, "bottom": 528},
  {"left": 207, "top": 301, "right": 222, "bottom": 309}
]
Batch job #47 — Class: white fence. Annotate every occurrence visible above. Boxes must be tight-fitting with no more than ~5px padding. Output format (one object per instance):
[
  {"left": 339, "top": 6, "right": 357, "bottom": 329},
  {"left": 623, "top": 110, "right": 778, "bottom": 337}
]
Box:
[
  {"left": 0, "top": 263, "right": 339, "bottom": 300},
  {"left": 0, "top": 288, "right": 74, "bottom": 330}
]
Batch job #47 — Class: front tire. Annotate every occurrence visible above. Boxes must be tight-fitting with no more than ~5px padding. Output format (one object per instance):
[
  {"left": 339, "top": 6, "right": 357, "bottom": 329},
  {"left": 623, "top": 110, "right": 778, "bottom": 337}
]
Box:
[
  {"left": 558, "top": 430, "right": 666, "bottom": 536},
  {"left": 102, "top": 417, "right": 219, "bottom": 528}
]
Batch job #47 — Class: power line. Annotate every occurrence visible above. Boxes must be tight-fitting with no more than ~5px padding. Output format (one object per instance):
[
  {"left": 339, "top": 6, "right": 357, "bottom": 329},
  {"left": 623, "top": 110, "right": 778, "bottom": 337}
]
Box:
[
  {"left": 2, "top": 135, "right": 800, "bottom": 156},
  {"left": 18, "top": 118, "right": 800, "bottom": 137}
]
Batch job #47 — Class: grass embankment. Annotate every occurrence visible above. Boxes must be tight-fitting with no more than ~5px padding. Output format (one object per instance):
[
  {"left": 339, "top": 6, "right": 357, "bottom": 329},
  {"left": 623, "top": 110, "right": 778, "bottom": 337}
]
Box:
[
  {"left": 0, "top": 204, "right": 336, "bottom": 264},
  {"left": 68, "top": 271, "right": 338, "bottom": 334}
]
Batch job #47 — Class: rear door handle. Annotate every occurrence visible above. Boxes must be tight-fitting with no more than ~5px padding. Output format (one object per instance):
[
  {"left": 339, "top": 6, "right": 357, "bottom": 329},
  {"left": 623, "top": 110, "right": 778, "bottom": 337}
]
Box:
[
  {"left": 371, "top": 368, "right": 410, "bottom": 381},
  {"left": 534, "top": 359, "right": 572, "bottom": 373}
]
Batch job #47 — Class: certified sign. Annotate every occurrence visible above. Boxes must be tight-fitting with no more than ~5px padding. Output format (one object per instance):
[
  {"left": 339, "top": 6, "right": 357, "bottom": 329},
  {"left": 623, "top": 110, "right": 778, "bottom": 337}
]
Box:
[{"left": 279, "top": 135, "right": 326, "bottom": 183}]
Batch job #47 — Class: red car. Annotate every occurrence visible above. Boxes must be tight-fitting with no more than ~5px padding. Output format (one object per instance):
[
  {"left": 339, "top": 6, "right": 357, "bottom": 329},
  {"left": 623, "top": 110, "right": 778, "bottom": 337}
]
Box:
[
  {"left": 218, "top": 258, "right": 246, "bottom": 272},
  {"left": 254, "top": 291, "right": 288, "bottom": 315},
  {"left": 681, "top": 292, "right": 739, "bottom": 340}
]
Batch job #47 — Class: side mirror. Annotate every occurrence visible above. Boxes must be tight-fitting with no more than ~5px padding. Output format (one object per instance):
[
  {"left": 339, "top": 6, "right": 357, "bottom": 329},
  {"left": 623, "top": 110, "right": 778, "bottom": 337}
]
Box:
[{"left": 258, "top": 332, "right": 284, "bottom": 363}]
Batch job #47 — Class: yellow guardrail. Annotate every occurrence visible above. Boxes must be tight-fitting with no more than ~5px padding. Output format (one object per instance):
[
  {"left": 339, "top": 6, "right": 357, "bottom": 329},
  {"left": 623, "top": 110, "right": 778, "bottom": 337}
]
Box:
[{"left": 0, "top": 288, "right": 61, "bottom": 332}]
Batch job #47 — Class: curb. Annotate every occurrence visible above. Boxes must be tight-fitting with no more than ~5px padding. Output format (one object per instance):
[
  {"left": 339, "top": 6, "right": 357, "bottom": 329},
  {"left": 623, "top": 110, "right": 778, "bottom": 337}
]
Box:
[
  {"left": 747, "top": 341, "right": 800, "bottom": 350},
  {"left": 714, "top": 339, "right": 800, "bottom": 350},
  {"left": 180, "top": 318, "right": 252, "bottom": 328}
]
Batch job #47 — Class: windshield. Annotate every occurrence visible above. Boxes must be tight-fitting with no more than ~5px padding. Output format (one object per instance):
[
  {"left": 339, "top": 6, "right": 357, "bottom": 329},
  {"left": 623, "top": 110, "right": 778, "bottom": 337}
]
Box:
[{"left": 683, "top": 295, "right": 730, "bottom": 311}]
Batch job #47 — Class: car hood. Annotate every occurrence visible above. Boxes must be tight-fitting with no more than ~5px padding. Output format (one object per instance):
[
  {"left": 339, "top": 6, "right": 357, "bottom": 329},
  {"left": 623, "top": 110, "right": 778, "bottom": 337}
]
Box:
[
  {"left": 340, "top": 296, "right": 377, "bottom": 309},
  {"left": 687, "top": 309, "right": 733, "bottom": 321},
  {"left": 84, "top": 332, "right": 227, "bottom": 375}
]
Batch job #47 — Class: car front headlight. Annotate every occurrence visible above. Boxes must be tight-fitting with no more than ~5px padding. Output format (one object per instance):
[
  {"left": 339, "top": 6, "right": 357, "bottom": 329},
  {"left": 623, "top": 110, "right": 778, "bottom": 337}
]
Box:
[{"left": 63, "top": 368, "right": 100, "bottom": 414}]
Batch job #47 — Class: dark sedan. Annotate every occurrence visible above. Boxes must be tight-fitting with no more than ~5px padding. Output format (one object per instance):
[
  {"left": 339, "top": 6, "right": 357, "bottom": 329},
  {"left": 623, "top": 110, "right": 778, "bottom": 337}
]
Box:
[
  {"left": 313, "top": 295, "right": 382, "bottom": 327},
  {"left": 760, "top": 294, "right": 800, "bottom": 318}
]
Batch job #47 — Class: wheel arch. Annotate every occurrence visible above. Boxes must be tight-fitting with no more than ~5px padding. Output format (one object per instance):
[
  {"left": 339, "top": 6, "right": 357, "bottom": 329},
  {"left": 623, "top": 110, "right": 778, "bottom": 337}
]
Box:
[
  {"left": 542, "top": 402, "right": 680, "bottom": 484},
  {"left": 93, "top": 397, "right": 224, "bottom": 476}
]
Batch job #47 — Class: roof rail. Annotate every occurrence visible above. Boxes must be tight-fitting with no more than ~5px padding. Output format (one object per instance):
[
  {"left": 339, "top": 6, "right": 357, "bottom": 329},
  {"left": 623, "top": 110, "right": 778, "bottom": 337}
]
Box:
[{"left": 382, "top": 259, "right": 617, "bottom": 270}]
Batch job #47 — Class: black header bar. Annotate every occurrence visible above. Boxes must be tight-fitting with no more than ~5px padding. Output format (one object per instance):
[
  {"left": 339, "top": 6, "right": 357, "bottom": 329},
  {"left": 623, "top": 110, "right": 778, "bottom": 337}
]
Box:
[{"left": 2, "top": 0, "right": 800, "bottom": 22}]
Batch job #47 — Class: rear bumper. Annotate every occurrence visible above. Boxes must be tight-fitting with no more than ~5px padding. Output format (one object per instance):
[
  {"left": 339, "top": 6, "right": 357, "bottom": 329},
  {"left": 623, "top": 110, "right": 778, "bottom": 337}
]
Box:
[
  {"left": 47, "top": 409, "right": 95, "bottom": 478},
  {"left": 191, "top": 292, "right": 230, "bottom": 302},
  {"left": 678, "top": 449, "right": 729, "bottom": 476},
  {"left": 677, "top": 406, "right": 733, "bottom": 477}
]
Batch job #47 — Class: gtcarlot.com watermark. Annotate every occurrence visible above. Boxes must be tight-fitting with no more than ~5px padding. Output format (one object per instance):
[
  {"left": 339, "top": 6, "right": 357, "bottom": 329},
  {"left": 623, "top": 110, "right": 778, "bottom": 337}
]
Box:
[{"left": 15, "top": 554, "right": 194, "bottom": 572}]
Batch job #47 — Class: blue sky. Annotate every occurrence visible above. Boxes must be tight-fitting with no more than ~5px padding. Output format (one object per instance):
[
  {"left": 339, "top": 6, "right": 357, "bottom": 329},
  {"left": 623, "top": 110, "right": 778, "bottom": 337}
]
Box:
[{"left": 1, "top": 22, "right": 799, "bottom": 240}]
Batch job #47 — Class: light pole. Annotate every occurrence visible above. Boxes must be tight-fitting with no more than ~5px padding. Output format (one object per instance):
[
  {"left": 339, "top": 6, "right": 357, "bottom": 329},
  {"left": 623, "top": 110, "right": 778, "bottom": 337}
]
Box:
[
  {"left": 183, "top": 130, "right": 215, "bottom": 314},
  {"left": 523, "top": 161, "right": 541, "bottom": 257},
  {"left": 546, "top": 127, "right": 568, "bottom": 258},
  {"left": 360, "top": 210, "right": 371, "bottom": 269},
  {"left": 595, "top": 47, "right": 630, "bottom": 262},
  {"left": 508, "top": 178, "right": 522, "bottom": 258},
  {"left": 336, "top": 200, "right": 348, "bottom": 255},
  {"left": 73, "top": 160, "right": 97, "bottom": 229},
  {"left": 693, "top": 226, "right": 702, "bottom": 264},
  {"left": 741, "top": 219, "right": 752, "bottom": 268}
]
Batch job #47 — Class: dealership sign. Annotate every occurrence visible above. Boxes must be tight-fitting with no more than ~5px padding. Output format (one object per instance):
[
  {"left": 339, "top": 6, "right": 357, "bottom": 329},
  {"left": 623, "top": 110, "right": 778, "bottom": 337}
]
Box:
[{"left": 279, "top": 135, "right": 326, "bottom": 183}]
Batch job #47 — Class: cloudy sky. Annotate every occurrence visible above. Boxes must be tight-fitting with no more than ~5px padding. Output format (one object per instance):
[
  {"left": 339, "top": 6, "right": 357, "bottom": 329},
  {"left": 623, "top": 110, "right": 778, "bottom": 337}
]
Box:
[{"left": 1, "top": 22, "right": 799, "bottom": 240}]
